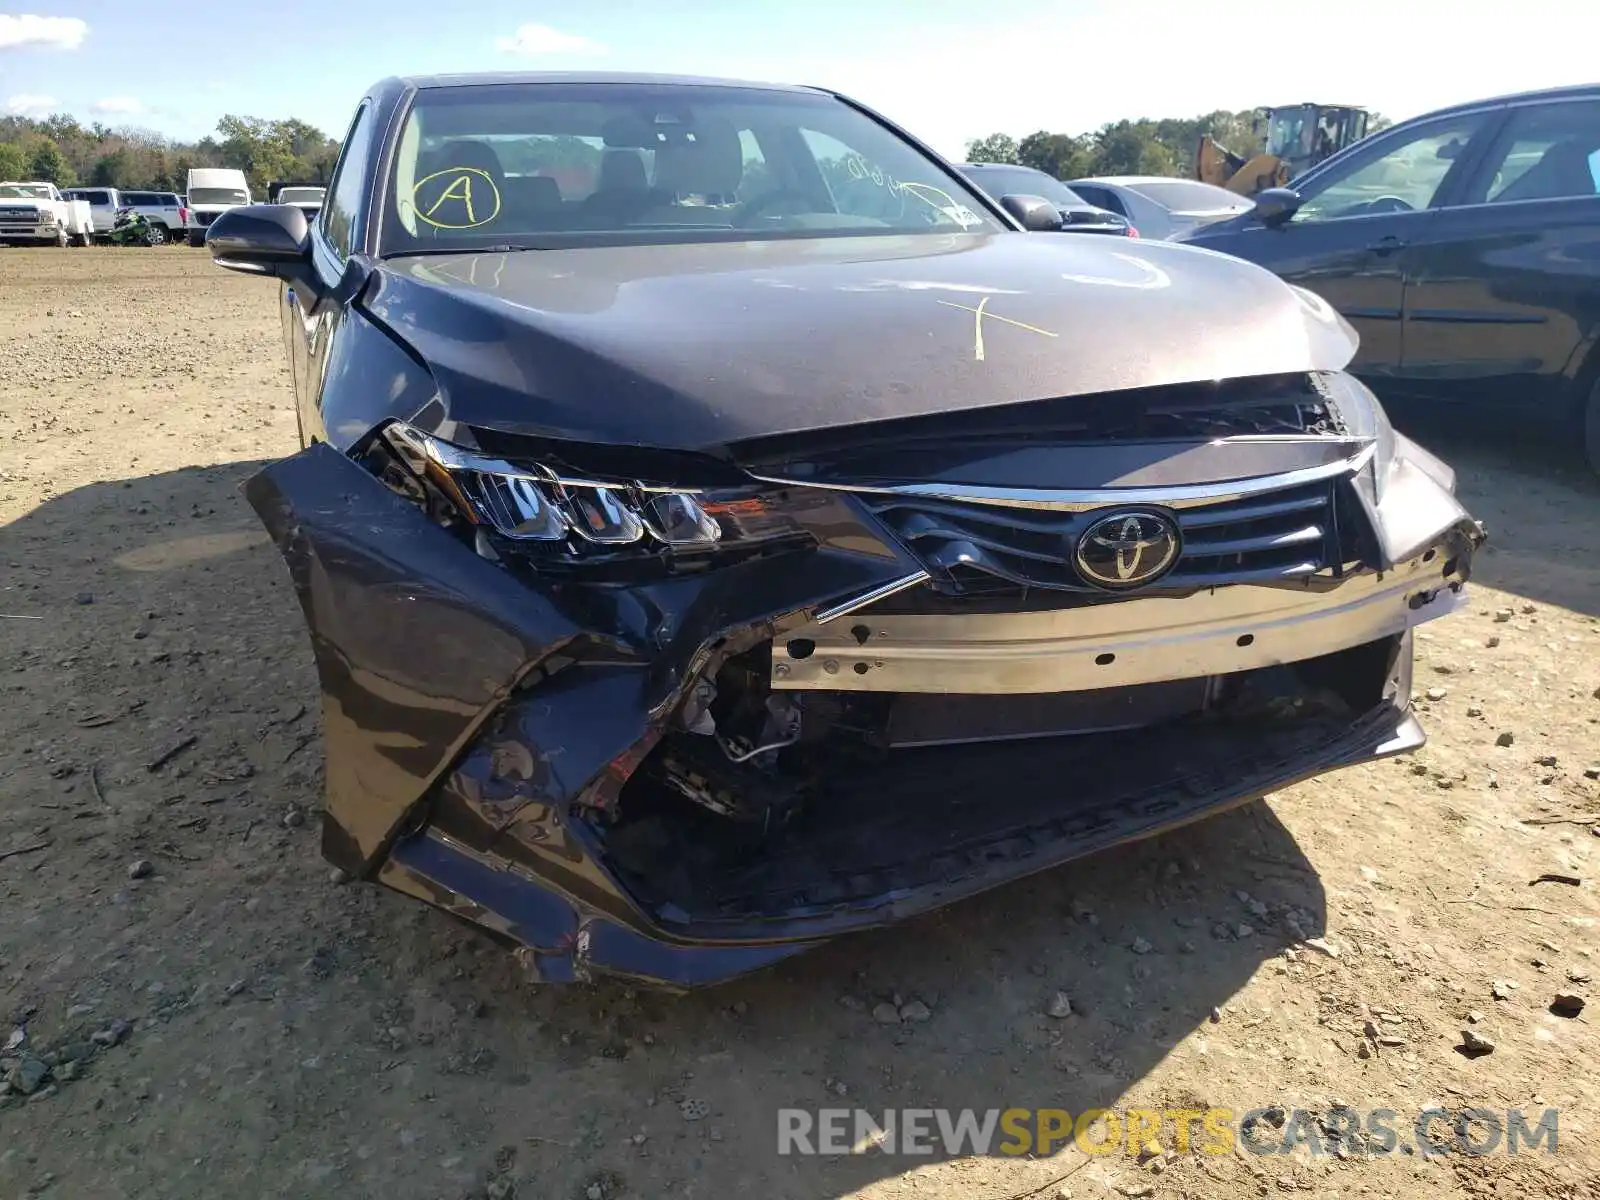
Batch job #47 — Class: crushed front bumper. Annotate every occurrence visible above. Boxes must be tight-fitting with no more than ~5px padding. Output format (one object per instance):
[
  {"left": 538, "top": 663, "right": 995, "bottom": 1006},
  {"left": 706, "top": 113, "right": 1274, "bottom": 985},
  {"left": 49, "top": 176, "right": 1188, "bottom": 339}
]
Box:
[{"left": 245, "top": 437, "right": 1482, "bottom": 990}]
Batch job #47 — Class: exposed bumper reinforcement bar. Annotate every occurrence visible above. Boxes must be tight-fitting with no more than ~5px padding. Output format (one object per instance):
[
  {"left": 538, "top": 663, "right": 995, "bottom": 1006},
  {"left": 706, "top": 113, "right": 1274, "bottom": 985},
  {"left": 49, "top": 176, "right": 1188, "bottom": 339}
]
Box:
[{"left": 774, "top": 554, "right": 1466, "bottom": 694}]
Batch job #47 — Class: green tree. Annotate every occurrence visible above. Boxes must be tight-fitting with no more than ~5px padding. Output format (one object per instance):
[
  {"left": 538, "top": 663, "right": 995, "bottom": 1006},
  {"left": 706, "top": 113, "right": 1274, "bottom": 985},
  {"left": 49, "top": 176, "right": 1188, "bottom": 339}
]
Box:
[
  {"left": 215, "top": 114, "right": 337, "bottom": 191},
  {"left": 0, "top": 141, "right": 26, "bottom": 181},
  {"left": 90, "top": 148, "right": 130, "bottom": 187},
  {"left": 963, "top": 133, "right": 1020, "bottom": 164},
  {"left": 1088, "top": 122, "right": 1179, "bottom": 176},
  {"left": 1017, "top": 131, "right": 1090, "bottom": 179},
  {"left": 28, "top": 139, "right": 75, "bottom": 186}
]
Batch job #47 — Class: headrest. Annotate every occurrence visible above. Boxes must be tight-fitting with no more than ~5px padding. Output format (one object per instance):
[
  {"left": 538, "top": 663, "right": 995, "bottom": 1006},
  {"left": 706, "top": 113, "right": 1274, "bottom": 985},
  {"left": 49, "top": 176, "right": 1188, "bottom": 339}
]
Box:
[
  {"left": 412, "top": 140, "right": 507, "bottom": 229},
  {"left": 522, "top": 175, "right": 562, "bottom": 209},
  {"left": 1497, "top": 138, "right": 1594, "bottom": 203},
  {"left": 596, "top": 149, "right": 648, "bottom": 192},
  {"left": 653, "top": 118, "right": 744, "bottom": 198},
  {"left": 421, "top": 139, "right": 506, "bottom": 185}
]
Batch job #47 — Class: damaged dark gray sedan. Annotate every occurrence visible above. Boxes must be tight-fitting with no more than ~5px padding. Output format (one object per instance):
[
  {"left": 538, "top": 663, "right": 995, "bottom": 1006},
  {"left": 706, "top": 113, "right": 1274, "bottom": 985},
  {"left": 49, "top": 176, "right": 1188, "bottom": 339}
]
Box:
[{"left": 208, "top": 72, "right": 1484, "bottom": 989}]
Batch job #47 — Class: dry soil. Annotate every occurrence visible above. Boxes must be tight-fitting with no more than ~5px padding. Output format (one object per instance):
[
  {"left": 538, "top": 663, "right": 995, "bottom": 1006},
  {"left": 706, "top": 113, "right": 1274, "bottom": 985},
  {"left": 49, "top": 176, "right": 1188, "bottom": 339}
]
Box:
[{"left": 2, "top": 247, "right": 1599, "bottom": 1200}]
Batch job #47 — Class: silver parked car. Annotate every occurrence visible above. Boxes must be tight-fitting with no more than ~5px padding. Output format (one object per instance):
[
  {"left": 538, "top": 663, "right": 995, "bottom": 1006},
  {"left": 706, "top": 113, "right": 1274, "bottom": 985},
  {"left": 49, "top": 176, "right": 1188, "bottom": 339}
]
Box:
[{"left": 1066, "top": 176, "right": 1253, "bottom": 240}]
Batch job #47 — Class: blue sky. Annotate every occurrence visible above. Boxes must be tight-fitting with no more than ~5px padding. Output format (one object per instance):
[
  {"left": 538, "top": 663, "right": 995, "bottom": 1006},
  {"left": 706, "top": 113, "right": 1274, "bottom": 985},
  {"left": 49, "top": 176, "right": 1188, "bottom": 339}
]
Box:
[{"left": 2, "top": 1, "right": 1597, "bottom": 157}]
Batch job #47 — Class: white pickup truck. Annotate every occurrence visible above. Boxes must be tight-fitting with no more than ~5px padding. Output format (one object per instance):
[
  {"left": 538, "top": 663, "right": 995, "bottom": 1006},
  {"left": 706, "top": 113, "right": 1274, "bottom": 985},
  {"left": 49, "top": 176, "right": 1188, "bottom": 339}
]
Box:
[{"left": 0, "top": 181, "right": 94, "bottom": 246}]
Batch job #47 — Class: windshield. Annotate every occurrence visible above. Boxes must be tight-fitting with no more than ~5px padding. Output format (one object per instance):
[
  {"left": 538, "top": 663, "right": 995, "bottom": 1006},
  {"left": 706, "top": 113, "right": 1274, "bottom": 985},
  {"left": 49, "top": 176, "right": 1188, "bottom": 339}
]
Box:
[
  {"left": 0, "top": 183, "right": 51, "bottom": 199},
  {"left": 383, "top": 82, "right": 1001, "bottom": 253},
  {"left": 278, "top": 187, "right": 324, "bottom": 204},
  {"left": 190, "top": 187, "right": 250, "bottom": 205},
  {"left": 1125, "top": 180, "right": 1251, "bottom": 212},
  {"left": 960, "top": 166, "right": 1084, "bottom": 207},
  {"left": 1265, "top": 108, "right": 1316, "bottom": 161}
]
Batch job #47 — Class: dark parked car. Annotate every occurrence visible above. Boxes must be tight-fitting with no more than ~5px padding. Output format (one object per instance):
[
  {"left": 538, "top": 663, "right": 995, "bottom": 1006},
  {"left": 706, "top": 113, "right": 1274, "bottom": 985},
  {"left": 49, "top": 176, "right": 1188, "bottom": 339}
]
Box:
[
  {"left": 1180, "top": 84, "right": 1600, "bottom": 472},
  {"left": 958, "top": 162, "right": 1137, "bottom": 235},
  {"left": 207, "top": 72, "right": 1481, "bottom": 989}
]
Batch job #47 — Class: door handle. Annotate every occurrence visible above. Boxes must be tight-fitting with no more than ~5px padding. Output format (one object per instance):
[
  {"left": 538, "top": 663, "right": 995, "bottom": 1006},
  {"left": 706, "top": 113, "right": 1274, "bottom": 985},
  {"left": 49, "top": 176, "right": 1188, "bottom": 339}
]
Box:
[{"left": 1366, "top": 235, "right": 1405, "bottom": 254}]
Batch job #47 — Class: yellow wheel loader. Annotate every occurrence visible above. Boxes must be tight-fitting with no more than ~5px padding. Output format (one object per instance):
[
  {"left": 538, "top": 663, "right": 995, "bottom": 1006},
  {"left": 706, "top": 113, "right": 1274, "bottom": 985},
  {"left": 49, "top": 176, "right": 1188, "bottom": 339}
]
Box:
[{"left": 1197, "top": 104, "right": 1370, "bottom": 196}]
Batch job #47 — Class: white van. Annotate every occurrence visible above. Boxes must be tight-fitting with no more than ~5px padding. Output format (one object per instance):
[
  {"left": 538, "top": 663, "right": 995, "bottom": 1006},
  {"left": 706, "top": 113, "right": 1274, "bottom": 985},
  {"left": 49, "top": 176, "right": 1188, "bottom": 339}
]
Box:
[{"left": 185, "top": 168, "right": 252, "bottom": 246}]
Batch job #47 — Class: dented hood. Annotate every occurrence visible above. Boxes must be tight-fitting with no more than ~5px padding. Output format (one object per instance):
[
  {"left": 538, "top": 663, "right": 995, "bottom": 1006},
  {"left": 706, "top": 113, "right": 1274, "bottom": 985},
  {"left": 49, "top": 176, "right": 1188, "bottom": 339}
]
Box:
[{"left": 366, "top": 232, "right": 1357, "bottom": 453}]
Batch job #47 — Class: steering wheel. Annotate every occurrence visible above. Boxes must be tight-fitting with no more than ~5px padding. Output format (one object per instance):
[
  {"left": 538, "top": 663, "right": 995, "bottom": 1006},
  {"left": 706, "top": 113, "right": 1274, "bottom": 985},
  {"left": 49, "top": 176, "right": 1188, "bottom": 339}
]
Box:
[
  {"left": 736, "top": 188, "right": 818, "bottom": 226},
  {"left": 1364, "top": 195, "right": 1415, "bottom": 215}
]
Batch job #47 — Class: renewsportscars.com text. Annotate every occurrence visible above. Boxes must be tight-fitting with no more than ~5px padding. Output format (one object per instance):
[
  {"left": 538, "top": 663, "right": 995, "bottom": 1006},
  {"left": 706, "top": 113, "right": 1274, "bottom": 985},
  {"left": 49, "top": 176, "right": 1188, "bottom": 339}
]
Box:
[{"left": 776, "top": 1106, "right": 1560, "bottom": 1158}]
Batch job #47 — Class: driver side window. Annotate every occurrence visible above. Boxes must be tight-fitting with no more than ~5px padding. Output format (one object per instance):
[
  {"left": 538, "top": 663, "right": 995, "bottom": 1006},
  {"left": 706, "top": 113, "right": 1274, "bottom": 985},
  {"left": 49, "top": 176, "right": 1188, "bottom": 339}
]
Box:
[{"left": 1293, "top": 116, "right": 1485, "bottom": 223}]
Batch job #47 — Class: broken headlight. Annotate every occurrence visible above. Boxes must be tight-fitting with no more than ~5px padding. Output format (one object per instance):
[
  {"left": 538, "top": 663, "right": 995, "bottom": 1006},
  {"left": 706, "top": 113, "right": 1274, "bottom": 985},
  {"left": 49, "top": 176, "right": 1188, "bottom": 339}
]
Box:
[
  {"left": 1316, "top": 370, "right": 1398, "bottom": 501},
  {"left": 373, "top": 421, "right": 806, "bottom": 566}
]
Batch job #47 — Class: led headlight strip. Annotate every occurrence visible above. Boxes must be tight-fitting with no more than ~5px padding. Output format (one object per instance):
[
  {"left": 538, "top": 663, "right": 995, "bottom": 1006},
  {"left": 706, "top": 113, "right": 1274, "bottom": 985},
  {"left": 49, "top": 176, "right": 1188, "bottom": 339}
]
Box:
[{"left": 380, "top": 421, "right": 723, "bottom": 549}]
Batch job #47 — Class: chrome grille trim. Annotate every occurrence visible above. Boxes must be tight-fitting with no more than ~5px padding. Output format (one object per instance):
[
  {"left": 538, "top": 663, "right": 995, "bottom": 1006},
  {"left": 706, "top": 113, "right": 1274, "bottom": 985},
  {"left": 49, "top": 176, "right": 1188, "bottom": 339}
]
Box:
[{"left": 749, "top": 440, "right": 1375, "bottom": 512}]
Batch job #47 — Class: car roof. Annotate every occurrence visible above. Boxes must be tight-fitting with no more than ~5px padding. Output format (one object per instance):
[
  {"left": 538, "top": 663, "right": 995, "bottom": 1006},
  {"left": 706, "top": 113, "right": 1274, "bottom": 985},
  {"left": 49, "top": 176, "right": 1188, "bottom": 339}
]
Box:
[
  {"left": 1071, "top": 176, "right": 1221, "bottom": 188},
  {"left": 1410, "top": 81, "right": 1600, "bottom": 119},
  {"left": 396, "top": 70, "right": 821, "bottom": 94}
]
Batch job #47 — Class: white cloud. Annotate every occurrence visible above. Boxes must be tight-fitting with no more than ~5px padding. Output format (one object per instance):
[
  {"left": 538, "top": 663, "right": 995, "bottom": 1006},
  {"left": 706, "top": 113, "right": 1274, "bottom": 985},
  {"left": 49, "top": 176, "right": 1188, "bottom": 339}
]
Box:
[
  {"left": 494, "top": 23, "right": 603, "bottom": 56},
  {"left": 0, "top": 14, "right": 88, "bottom": 50},
  {"left": 93, "top": 96, "right": 144, "bottom": 114},
  {"left": 5, "top": 93, "right": 59, "bottom": 117}
]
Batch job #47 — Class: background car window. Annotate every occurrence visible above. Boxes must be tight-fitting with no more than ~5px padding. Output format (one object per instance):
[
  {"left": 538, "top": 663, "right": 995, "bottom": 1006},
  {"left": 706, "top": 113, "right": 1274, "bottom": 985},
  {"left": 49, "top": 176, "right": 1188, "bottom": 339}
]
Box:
[
  {"left": 959, "top": 165, "right": 1084, "bottom": 209},
  {"left": 1074, "top": 184, "right": 1127, "bottom": 215},
  {"left": 323, "top": 103, "right": 371, "bottom": 257},
  {"left": 1293, "top": 117, "right": 1484, "bottom": 222},
  {"left": 1475, "top": 100, "right": 1600, "bottom": 204},
  {"left": 1125, "top": 180, "right": 1247, "bottom": 212}
]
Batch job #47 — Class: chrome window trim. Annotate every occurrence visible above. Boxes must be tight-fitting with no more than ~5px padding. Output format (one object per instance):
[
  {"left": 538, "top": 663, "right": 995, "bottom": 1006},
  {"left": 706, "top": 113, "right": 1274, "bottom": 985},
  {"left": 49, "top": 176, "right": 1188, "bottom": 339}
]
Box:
[{"left": 751, "top": 440, "right": 1376, "bottom": 512}]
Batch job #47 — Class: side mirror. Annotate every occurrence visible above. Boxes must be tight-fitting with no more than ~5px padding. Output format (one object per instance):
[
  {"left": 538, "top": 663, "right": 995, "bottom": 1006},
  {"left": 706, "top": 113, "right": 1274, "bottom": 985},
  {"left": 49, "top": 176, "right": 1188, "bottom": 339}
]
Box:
[
  {"left": 1253, "top": 187, "right": 1303, "bottom": 227},
  {"left": 208, "top": 203, "right": 311, "bottom": 278},
  {"left": 999, "top": 193, "right": 1065, "bottom": 232}
]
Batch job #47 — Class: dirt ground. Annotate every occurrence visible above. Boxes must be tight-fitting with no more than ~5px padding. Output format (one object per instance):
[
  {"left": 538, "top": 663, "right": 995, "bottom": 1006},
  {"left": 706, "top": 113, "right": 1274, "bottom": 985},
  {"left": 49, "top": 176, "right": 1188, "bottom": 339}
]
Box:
[{"left": 1, "top": 246, "right": 1598, "bottom": 1200}]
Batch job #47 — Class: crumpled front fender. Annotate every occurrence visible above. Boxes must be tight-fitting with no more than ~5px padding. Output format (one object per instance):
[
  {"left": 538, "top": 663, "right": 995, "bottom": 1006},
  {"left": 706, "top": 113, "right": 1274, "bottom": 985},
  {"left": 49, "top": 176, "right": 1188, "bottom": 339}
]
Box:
[
  {"left": 245, "top": 443, "right": 592, "bottom": 872},
  {"left": 243, "top": 442, "right": 916, "bottom": 876}
]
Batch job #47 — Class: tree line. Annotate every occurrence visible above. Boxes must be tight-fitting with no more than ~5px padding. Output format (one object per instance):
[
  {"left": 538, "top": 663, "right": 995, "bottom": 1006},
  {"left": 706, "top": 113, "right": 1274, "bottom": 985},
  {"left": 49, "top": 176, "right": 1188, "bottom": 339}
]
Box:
[
  {"left": 0, "top": 112, "right": 340, "bottom": 194},
  {"left": 964, "top": 109, "right": 1390, "bottom": 179}
]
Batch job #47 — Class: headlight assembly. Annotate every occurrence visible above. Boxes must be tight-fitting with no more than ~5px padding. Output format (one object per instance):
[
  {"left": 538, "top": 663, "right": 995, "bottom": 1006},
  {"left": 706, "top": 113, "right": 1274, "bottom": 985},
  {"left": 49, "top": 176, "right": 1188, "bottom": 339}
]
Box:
[
  {"left": 1315, "top": 370, "right": 1397, "bottom": 501},
  {"left": 373, "top": 421, "right": 805, "bottom": 567}
]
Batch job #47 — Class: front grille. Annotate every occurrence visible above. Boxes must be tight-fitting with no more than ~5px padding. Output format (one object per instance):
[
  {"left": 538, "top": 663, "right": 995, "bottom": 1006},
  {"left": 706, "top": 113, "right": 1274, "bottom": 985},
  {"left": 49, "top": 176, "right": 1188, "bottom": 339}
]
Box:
[
  {"left": 859, "top": 478, "right": 1348, "bottom": 596},
  {"left": 0, "top": 207, "right": 42, "bottom": 222}
]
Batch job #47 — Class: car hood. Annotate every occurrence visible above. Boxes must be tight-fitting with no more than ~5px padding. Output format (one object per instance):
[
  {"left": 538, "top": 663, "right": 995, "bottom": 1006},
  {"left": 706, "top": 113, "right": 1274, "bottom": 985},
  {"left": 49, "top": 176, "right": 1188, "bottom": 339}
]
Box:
[{"left": 366, "top": 232, "right": 1357, "bottom": 453}]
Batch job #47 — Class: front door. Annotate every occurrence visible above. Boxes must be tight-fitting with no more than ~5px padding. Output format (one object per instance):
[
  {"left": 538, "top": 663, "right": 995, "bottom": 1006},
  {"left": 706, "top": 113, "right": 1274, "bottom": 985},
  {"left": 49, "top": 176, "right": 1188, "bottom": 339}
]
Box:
[
  {"left": 1400, "top": 97, "right": 1600, "bottom": 414},
  {"left": 1194, "top": 111, "right": 1494, "bottom": 376}
]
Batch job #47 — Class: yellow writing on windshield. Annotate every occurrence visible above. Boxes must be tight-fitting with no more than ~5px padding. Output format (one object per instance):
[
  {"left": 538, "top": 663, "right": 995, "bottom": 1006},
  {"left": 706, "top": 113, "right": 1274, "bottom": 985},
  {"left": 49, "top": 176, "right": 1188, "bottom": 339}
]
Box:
[{"left": 412, "top": 167, "right": 503, "bottom": 229}]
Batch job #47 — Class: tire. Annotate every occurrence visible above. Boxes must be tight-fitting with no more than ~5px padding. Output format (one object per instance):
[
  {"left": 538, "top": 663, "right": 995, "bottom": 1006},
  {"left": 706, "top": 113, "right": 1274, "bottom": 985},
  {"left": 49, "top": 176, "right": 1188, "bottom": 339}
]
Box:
[
  {"left": 187, "top": 229, "right": 205, "bottom": 248},
  {"left": 56, "top": 228, "right": 69, "bottom": 248},
  {"left": 145, "top": 224, "right": 166, "bottom": 246}
]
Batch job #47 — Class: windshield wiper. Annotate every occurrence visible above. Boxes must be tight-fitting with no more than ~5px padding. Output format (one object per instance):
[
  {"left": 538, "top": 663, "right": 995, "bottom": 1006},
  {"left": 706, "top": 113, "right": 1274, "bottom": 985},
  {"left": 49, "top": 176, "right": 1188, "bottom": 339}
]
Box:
[{"left": 385, "top": 244, "right": 549, "bottom": 258}]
